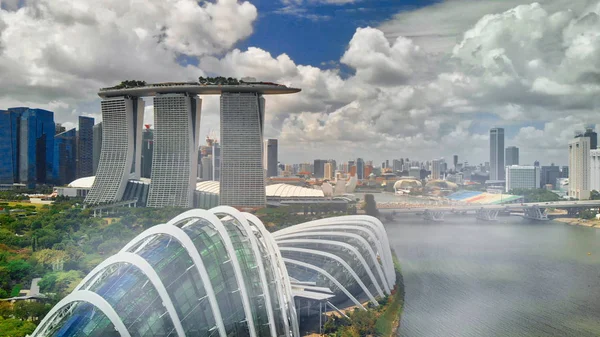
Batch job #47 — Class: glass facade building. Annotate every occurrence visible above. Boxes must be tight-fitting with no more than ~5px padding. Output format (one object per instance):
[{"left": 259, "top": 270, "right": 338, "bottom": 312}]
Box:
[
  {"left": 77, "top": 116, "right": 95, "bottom": 178},
  {"left": 33, "top": 211, "right": 395, "bottom": 337},
  {"left": 0, "top": 110, "right": 21, "bottom": 183},
  {"left": 53, "top": 129, "right": 77, "bottom": 186},
  {"left": 18, "top": 108, "right": 55, "bottom": 185}
]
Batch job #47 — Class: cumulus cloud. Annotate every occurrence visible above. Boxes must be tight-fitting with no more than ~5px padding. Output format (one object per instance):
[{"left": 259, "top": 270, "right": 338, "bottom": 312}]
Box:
[
  {"left": 0, "top": 0, "right": 257, "bottom": 116},
  {"left": 3, "top": 0, "right": 600, "bottom": 165}
]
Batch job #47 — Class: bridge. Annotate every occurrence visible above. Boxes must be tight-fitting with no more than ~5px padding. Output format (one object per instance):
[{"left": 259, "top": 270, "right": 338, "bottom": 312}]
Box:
[{"left": 380, "top": 200, "right": 600, "bottom": 221}]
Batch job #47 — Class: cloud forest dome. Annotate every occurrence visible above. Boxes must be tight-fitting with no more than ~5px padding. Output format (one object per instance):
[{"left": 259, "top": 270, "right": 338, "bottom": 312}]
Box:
[{"left": 32, "top": 208, "right": 395, "bottom": 337}]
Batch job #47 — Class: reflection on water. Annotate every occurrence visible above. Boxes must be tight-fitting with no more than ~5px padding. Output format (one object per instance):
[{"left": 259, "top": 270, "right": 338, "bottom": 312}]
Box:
[{"left": 384, "top": 211, "right": 600, "bottom": 337}]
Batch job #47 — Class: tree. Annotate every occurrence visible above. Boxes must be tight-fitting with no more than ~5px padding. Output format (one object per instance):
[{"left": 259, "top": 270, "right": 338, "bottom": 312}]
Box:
[
  {"left": 0, "top": 317, "right": 36, "bottom": 337},
  {"left": 364, "top": 194, "right": 380, "bottom": 218}
]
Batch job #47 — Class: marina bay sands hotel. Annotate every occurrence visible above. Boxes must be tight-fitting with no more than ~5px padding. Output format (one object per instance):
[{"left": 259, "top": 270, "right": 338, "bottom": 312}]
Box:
[{"left": 84, "top": 82, "right": 300, "bottom": 208}]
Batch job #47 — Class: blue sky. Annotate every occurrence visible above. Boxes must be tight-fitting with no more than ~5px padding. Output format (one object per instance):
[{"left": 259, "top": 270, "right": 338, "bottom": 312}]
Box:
[{"left": 237, "top": 0, "right": 438, "bottom": 69}]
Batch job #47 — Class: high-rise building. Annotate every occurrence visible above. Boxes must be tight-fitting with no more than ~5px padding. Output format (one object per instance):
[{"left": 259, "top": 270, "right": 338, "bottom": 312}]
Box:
[
  {"left": 490, "top": 128, "right": 505, "bottom": 180},
  {"left": 140, "top": 126, "right": 153, "bottom": 179},
  {"left": 590, "top": 150, "right": 600, "bottom": 192},
  {"left": 76, "top": 116, "right": 94, "bottom": 178},
  {"left": 86, "top": 97, "right": 144, "bottom": 204},
  {"left": 364, "top": 164, "right": 373, "bottom": 177},
  {"left": 533, "top": 160, "right": 540, "bottom": 167},
  {"left": 220, "top": 92, "right": 265, "bottom": 208},
  {"left": 431, "top": 159, "right": 442, "bottom": 180},
  {"left": 568, "top": 137, "right": 590, "bottom": 199},
  {"left": 561, "top": 166, "right": 569, "bottom": 178},
  {"left": 324, "top": 162, "right": 334, "bottom": 180},
  {"left": 299, "top": 163, "right": 312, "bottom": 174},
  {"left": 356, "top": 158, "right": 365, "bottom": 180},
  {"left": 577, "top": 127, "right": 598, "bottom": 150},
  {"left": 92, "top": 122, "right": 102, "bottom": 175},
  {"left": 540, "top": 164, "right": 560, "bottom": 189},
  {"left": 147, "top": 94, "right": 201, "bottom": 208},
  {"left": 453, "top": 155, "right": 458, "bottom": 171},
  {"left": 264, "top": 139, "right": 278, "bottom": 178},
  {"left": 505, "top": 165, "right": 540, "bottom": 192},
  {"left": 0, "top": 109, "right": 21, "bottom": 184},
  {"left": 19, "top": 108, "right": 55, "bottom": 185},
  {"left": 53, "top": 129, "right": 77, "bottom": 185},
  {"left": 201, "top": 156, "right": 213, "bottom": 180},
  {"left": 313, "top": 159, "right": 327, "bottom": 178},
  {"left": 212, "top": 142, "right": 221, "bottom": 181},
  {"left": 505, "top": 146, "right": 519, "bottom": 166},
  {"left": 55, "top": 123, "right": 66, "bottom": 135},
  {"left": 409, "top": 167, "right": 420, "bottom": 178},
  {"left": 392, "top": 159, "right": 402, "bottom": 172}
]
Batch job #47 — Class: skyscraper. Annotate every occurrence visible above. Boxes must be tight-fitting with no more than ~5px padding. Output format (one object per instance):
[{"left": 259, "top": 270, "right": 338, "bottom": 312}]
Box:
[
  {"left": 53, "top": 129, "right": 77, "bottom": 185},
  {"left": 393, "top": 159, "right": 402, "bottom": 172},
  {"left": 264, "top": 139, "right": 278, "bottom": 178},
  {"left": 590, "top": 150, "right": 600, "bottom": 192},
  {"left": 324, "top": 162, "right": 333, "bottom": 180},
  {"left": 86, "top": 97, "right": 144, "bottom": 204},
  {"left": 0, "top": 109, "right": 21, "bottom": 184},
  {"left": 568, "top": 137, "right": 590, "bottom": 199},
  {"left": 140, "top": 126, "right": 153, "bottom": 179},
  {"left": 92, "top": 122, "right": 102, "bottom": 175},
  {"left": 212, "top": 142, "right": 221, "bottom": 181},
  {"left": 313, "top": 159, "right": 327, "bottom": 178},
  {"left": 147, "top": 94, "right": 201, "bottom": 208},
  {"left": 490, "top": 128, "right": 505, "bottom": 180},
  {"left": 431, "top": 159, "right": 441, "bottom": 180},
  {"left": 541, "top": 164, "right": 560, "bottom": 189},
  {"left": 220, "top": 92, "right": 265, "bottom": 208},
  {"left": 76, "top": 116, "right": 94, "bottom": 178},
  {"left": 577, "top": 127, "right": 598, "bottom": 150},
  {"left": 453, "top": 155, "right": 458, "bottom": 171},
  {"left": 19, "top": 108, "right": 55, "bottom": 185},
  {"left": 505, "top": 146, "right": 519, "bottom": 166},
  {"left": 356, "top": 158, "right": 365, "bottom": 180}
]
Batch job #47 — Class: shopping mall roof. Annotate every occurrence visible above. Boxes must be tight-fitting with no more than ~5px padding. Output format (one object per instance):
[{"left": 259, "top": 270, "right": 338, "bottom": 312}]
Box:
[
  {"left": 68, "top": 176, "right": 96, "bottom": 189},
  {"left": 195, "top": 181, "right": 220, "bottom": 194}
]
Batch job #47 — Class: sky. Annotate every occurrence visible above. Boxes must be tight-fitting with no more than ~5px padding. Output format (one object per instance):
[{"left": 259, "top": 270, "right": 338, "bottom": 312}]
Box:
[{"left": 1, "top": 0, "right": 600, "bottom": 166}]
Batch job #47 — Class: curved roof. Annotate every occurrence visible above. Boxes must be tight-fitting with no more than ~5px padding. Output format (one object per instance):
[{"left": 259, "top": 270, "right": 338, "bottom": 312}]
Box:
[
  {"left": 99, "top": 83, "right": 301, "bottom": 98},
  {"left": 393, "top": 179, "right": 422, "bottom": 189},
  {"left": 266, "top": 183, "right": 324, "bottom": 198},
  {"left": 32, "top": 208, "right": 395, "bottom": 337},
  {"left": 196, "top": 180, "right": 220, "bottom": 194},
  {"left": 67, "top": 176, "right": 95, "bottom": 188}
]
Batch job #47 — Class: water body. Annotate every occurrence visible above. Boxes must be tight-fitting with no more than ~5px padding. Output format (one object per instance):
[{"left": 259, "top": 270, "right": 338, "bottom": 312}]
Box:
[{"left": 386, "top": 215, "right": 600, "bottom": 337}]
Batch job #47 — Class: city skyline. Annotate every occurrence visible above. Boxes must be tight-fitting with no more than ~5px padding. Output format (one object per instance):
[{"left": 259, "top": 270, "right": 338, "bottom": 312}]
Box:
[{"left": 1, "top": 0, "right": 599, "bottom": 166}]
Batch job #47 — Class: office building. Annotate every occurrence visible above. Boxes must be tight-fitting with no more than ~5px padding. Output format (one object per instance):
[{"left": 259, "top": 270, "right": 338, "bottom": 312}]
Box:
[
  {"left": 561, "top": 166, "right": 569, "bottom": 178},
  {"left": 220, "top": 92, "right": 265, "bottom": 208},
  {"left": 590, "top": 150, "right": 600, "bottom": 192},
  {"left": 141, "top": 126, "right": 153, "bottom": 179},
  {"left": 505, "top": 146, "right": 519, "bottom": 166},
  {"left": 409, "top": 167, "right": 420, "bottom": 178},
  {"left": 356, "top": 158, "right": 365, "bottom": 180},
  {"left": 533, "top": 160, "right": 540, "bottom": 167},
  {"left": 0, "top": 110, "right": 21, "bottom": 183},
  {"left": 201, "top": 155, "right": 213, "bottom": 180},
  {"left": 505, "top": 165, "right": 540, "bottom": 192},
  {"left": 85, "top": 97, "right": 144, "bottom": 204},
  {"left": 313, "top": 159, "right": 327, "bottom": 179},
  {"left": 364, "top": 164, "right": 373, "bottom": 177},
  {"left": 55, "top": 123, "right": 65, "bottom": 135},
  {"left": 19, "top": 108, "right": 55, "bottom": 185},
  {"left": 53, "top": 129, "right": 77, "bottom": 185},
  {"left": 76, "top": 116, "right": 94, "bottom": 178},
  {"left": 324, "top": 162, "right": 334, "bottom": 180},
  {"left": 92, "top": 122, "right": 102, "bottom": 175},
  {"left": 453, "top": 155, "right": 458, "bottom": 171},
  {"left": 568, "top": 137, "right": 590, "bottom": 199},
  {"left": 212, "top": 142, "right": 221, "bottom": 181},
  {"left": 540, "top": 165, "right": 560, "bottom": 189},
  {"left": 576, "top": 127, "right": 598, "bottom": 150},
  {"left": 147, "top": 94, "right": 201, "bottom": 208},
  {"left": 490, "top": 128, "right": 504, "bottom": 180},
  {"left": 264, "top": 139, "right": 278, "bottom": 177},
  {"left": 392, "top": 159, "right": 402, "bottom": 172},
  {"left": 431, "top": 159, "right": 442, "bottom": 180}
]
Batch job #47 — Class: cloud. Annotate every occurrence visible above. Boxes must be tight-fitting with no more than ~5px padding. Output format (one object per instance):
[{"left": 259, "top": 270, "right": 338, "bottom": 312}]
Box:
[{"left": 0, "top": 0, "right": 257, "bottom": 109}]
